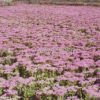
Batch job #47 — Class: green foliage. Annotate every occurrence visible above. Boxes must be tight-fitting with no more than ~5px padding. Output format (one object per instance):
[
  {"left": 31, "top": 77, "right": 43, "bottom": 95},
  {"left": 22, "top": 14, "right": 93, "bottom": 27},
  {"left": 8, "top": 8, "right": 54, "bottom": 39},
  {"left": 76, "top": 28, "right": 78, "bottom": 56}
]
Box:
[
  {"left": 14, "top": 64, "right": 32, "bottom": 78},
  {"left": 93, "top": 55, "right": 100, "bottom": 62},
  {"left": 25, "top": 42, "right": 33, "bottom": 48},
  {"left": 7, "top": 2, "right": 11, "bottom": 6}
]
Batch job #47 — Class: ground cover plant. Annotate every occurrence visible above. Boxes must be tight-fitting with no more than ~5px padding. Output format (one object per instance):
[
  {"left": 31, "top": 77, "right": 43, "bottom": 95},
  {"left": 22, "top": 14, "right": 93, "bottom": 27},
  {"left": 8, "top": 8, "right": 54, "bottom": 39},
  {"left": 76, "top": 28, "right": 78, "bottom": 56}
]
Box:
[{"left": 0, "top": 4, "right": 100, "bottom": 100}]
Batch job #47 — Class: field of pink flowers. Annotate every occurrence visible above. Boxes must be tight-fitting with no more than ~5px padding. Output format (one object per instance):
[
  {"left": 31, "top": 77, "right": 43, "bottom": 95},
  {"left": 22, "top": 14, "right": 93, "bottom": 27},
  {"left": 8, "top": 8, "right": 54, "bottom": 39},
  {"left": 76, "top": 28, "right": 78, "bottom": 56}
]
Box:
[{"left": 0, "top": 4, "right": 100, "bottom": 100}]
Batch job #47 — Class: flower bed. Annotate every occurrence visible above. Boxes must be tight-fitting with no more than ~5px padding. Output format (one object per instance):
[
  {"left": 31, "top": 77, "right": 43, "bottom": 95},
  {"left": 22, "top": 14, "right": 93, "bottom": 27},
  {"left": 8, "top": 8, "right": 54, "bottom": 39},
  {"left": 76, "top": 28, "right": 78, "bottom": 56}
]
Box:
[{"left": 0, "top": 4, "right": 100, "bottom": 100}]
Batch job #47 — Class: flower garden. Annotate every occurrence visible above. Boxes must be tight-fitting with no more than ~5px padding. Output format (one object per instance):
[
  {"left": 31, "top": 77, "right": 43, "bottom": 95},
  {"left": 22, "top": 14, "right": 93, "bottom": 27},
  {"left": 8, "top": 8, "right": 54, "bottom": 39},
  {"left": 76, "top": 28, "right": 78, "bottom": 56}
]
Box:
[{"left": 0, "top": 4, "right": 100, "bottom": 100}]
